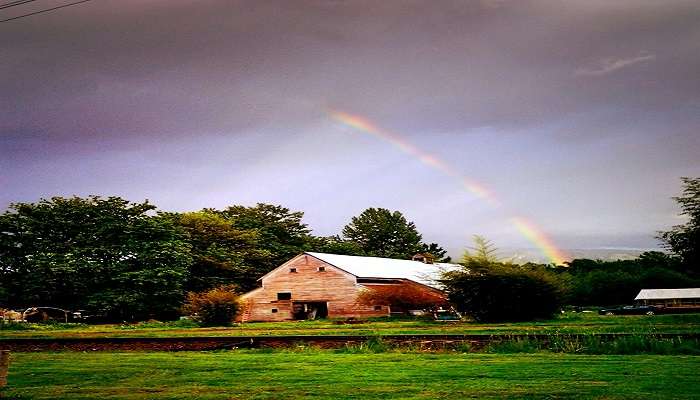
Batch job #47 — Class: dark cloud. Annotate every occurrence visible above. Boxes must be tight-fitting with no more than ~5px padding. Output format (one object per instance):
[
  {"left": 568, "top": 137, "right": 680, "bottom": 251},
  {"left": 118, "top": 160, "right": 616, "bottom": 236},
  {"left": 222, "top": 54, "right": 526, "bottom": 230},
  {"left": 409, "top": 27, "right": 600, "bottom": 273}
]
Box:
[{"left": 1, "top": 0, "right": 699, "bottom": 255}]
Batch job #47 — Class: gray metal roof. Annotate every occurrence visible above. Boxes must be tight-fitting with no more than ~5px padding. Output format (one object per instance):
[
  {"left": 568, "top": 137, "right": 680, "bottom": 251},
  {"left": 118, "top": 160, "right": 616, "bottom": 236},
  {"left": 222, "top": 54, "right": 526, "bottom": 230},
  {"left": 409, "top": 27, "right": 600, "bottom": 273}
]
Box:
[
  {"left": 634, "top": 288, "right": 700, "bottom": 300},
  {"left": 305, "top": 252, "right": 461, "bottom": 288}
]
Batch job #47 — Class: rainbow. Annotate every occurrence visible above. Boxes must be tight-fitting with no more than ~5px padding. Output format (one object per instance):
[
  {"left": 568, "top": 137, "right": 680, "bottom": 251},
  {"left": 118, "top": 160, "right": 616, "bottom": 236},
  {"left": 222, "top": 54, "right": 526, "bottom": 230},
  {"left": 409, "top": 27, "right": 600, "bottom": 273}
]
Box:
[
  {"left": 509, "top": 217, "right": 568, "bottom": 266},
  {"left": 329, "top": 109, "right": 568, "bottom": 265},
  {"left": 330, "top": 111, "right": 498, "bottom": 206}
]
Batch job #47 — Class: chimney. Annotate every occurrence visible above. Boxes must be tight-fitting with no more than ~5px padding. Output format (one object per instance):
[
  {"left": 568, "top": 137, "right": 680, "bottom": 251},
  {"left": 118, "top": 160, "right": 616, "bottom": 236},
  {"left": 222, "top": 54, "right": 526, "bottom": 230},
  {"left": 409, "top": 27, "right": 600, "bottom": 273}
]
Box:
[{"left": 412, "top": 253, "right": 434, "bottom": 264}]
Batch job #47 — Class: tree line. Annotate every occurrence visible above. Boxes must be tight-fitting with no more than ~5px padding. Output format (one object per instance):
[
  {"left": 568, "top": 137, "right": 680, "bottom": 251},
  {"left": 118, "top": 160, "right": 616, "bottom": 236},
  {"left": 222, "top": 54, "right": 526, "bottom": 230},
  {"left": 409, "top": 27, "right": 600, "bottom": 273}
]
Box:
[
  {"left": 442, "top": 177, "right": 699, "bottom": 321},
  {"left": 1, "top": 177, "right": 697, "bottom": 322},
  {"left": 0, "top": 200, "right": 445, "bottom": 320}
]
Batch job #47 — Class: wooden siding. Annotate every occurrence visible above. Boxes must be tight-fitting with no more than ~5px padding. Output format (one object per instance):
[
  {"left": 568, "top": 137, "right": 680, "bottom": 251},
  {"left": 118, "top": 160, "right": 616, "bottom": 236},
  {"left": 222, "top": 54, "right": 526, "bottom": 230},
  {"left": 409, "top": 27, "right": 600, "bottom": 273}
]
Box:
[{"left": 239, "top": 254, "right": 388, "bottom": 322}]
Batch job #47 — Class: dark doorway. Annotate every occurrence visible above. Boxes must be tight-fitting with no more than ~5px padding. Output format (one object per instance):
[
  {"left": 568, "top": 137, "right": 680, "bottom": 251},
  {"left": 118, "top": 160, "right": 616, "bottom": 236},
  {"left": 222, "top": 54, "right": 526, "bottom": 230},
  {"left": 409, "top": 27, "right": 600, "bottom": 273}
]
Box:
[{"left": 292, "top": 302, "right": 328, "bottom": 320}]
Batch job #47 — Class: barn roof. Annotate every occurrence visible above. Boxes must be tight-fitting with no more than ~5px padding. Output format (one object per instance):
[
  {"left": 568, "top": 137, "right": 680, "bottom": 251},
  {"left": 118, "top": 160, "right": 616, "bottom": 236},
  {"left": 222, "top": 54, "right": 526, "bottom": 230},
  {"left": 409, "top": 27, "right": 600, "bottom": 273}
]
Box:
[
  {"left": 305, "top": 252, "right": 461, "bottom": 287},
  {"left": 634, "top": 288, "right": 700, "bottom": 300}
]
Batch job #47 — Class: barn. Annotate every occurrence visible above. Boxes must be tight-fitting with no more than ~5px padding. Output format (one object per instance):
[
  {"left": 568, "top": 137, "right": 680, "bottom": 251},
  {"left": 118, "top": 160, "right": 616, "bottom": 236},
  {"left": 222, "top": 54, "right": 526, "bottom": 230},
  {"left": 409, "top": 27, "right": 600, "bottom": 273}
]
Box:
[
  {"left": 238, "top": 252, "right": 460, "bottom": 322},
  {"left": 634, "top": 288, "right": 700, "bottom": 309}
]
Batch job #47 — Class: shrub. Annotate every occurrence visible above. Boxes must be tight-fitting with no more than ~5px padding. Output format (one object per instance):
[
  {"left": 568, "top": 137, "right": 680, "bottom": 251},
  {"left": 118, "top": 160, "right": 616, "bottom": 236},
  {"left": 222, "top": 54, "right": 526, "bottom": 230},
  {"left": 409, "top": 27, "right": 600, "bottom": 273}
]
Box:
[
  {"left": 181, "top": 285, "right": 240, "bottom": 326},
  {"left": 0, "top": 321, "right": 31, "bottom": 330},
  {"left": 444, "top": 267, "right": 564, "bottom": 322}
]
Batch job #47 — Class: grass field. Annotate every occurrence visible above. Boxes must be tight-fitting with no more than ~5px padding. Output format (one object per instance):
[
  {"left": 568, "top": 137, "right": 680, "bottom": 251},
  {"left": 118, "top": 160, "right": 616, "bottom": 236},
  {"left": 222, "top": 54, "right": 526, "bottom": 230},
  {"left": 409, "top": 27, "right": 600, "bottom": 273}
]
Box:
[
  {"left": 3, "top": 351, "right": 700, "bottom": 399},
  {"left": 3, "top": 313, "right": 700, "bottom": 339}
]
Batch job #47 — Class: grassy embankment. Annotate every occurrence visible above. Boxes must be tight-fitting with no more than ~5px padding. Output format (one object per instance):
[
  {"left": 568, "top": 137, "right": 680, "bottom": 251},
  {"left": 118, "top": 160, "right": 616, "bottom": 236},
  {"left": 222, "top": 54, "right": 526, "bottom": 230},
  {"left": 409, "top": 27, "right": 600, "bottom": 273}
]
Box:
[
  {"left": 3, "top": 351, "right": 700, "bottom": 399},
  {"left": 2, "top": 313, "right": 700, "bottom": 339}
]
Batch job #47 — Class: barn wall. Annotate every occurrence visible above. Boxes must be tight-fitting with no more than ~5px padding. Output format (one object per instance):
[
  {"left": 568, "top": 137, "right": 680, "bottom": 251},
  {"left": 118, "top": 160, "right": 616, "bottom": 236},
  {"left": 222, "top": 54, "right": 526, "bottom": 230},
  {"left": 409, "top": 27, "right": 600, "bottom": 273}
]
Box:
[{"left": 240, "top": 254, "right": 387, "bottom": 322}]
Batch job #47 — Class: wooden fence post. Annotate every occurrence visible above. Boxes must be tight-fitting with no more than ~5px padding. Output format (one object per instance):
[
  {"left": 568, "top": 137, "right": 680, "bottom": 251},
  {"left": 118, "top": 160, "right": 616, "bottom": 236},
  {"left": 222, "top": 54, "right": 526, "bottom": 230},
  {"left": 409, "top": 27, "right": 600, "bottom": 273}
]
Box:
[{"left": 0, "top": 350, "right": 9, "bottom": 388}]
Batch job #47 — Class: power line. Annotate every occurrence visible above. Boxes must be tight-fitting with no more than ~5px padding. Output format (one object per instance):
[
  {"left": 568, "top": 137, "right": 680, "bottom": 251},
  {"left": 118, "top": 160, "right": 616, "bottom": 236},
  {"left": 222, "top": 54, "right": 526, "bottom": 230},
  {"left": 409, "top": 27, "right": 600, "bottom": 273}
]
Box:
[
  {"left": 0, "top": 0, "right": 94, "bottom": 23},
  {"left": 0, "top": 0, "right": 41, "bottom": 10}
]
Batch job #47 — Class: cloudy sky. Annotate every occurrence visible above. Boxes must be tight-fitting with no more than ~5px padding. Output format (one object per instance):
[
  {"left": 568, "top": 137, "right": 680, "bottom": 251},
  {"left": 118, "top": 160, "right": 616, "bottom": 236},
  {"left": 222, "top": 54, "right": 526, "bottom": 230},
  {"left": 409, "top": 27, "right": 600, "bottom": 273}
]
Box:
[{"left": 1, "top": 0, "right": 699, "bottom": 259}]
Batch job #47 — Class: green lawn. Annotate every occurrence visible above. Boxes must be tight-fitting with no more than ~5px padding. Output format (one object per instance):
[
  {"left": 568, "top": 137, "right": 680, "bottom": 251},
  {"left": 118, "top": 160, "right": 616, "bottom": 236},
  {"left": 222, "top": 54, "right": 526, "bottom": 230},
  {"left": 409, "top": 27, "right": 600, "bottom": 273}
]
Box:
[
  {"left": 3, "top": 313, "right": 700, "bottom": 339},
  {"left": 3, "top": 351, "right": 699, "bottom": 399}
]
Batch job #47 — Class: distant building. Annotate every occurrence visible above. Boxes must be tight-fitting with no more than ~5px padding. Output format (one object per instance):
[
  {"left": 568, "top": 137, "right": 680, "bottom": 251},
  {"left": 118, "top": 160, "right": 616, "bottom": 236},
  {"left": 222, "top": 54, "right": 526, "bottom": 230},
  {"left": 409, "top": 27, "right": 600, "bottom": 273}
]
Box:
[
  {"left": 238, "top": 252, "right": 460, "bottom": 322},
  {"left": 634, "top": 288, "right": 700, "bottom": 308}
]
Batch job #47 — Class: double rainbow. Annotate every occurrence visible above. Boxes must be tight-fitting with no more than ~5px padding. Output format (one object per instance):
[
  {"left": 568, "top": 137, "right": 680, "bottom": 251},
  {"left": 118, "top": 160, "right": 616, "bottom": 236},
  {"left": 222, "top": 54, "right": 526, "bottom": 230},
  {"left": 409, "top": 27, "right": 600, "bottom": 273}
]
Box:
[{"left": 330, "top": 110, "right": 568, "bottom": 265}]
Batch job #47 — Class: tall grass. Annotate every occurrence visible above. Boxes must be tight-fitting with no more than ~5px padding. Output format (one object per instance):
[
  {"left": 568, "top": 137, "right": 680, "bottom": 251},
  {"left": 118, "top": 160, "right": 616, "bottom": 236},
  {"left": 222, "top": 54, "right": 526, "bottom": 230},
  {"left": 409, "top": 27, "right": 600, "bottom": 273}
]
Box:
[
  {"left": 486, "top": 334, "right": 700, "bottom": 355},
  {"left": 0, "top": 320, "right": 87, "bottom": 331},
  {"left": 333, "top": 334, "right": 700, "bottom": 355}
]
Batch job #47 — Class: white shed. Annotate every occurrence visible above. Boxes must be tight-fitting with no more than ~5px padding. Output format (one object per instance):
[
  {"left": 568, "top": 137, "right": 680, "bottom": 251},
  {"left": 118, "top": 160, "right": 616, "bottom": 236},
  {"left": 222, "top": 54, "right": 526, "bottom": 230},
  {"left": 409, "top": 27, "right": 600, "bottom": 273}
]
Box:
[{"left": 634, "top": 288, "right": 700, "bottom": 308}]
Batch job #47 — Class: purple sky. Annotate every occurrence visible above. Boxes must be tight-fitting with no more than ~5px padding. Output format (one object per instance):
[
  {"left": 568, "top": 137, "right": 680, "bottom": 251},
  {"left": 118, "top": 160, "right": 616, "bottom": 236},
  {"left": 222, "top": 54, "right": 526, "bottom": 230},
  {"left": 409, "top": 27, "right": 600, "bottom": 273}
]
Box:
[{"left": 2, "top": 0, "right": 699, "bottom": 258}]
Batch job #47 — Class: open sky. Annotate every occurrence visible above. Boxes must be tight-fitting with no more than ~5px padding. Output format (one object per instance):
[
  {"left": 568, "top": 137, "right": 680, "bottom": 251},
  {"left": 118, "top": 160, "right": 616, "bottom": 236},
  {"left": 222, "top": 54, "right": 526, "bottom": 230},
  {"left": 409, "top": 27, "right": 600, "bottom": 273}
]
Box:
[{"left": 2, "top": 0, "right": 699, "bottom": 260}]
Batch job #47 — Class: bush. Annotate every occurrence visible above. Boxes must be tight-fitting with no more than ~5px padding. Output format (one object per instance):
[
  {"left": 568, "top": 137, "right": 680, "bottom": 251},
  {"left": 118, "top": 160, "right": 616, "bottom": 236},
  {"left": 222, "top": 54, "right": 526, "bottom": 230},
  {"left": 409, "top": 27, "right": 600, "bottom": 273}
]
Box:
[
  {"left": 444, "top": 267, "right": 564, "bottom": 322},
  {"left": 181, "top": 285, "right": 240, "bottom": 326}
]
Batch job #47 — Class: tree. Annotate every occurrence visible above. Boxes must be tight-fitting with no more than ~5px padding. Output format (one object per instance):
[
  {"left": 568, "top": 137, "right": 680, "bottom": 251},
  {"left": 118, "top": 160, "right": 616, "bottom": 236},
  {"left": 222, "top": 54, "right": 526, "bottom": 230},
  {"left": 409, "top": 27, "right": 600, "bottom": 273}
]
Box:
[
  {"left": 441, "top": 236, "right": 564, "bottom": 321},
  {"left": 0, "top": 196, "right": 192, "bottom": 320},
  {"left": 419, "top": 242, "right": 451, "bottom": 262},
  {"left": 171, "top": 211, "right": 271, "bottom": 292},
  {"left": 564, "top": 254, "right": 697, "bottom": 306},
  {"left": 659, "top": 177, "right": 700, "bottom": 275},
  {"left": 462, "top": 235, "right": 500, "bottom": 263},
  {"left": 217, "top": 203, "right": 314, "bottom": 273},
  {"left": 341, "top": 208, "right": 423, "bottom": 259},
  {"left": 456, "top": 235, "right": 507, "bottom": 274},
  {"left": 310, "top": 235, "right": 366, "bottom": 256},
  {"left": 443, "top": 267, "right": 563, "bottom": 322}
]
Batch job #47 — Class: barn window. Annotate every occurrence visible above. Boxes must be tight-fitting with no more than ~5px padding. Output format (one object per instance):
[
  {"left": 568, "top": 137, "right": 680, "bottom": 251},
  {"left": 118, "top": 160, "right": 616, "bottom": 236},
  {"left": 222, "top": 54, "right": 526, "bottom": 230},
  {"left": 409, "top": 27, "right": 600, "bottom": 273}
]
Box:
[
  {"left": 277, "top": 292, "right": 292, "bottom": 301},
  {"left": 271, "top": 308, "right": 278, "bottom": 313},
  {"left": 289, "top": 267, "right": 297, "bottom": 273},
  {"left": 317, "top": 266, "right": 325, "bottom": 272},
  {"left": 374, "top": 305, "right": 382, "bottom": 311}
]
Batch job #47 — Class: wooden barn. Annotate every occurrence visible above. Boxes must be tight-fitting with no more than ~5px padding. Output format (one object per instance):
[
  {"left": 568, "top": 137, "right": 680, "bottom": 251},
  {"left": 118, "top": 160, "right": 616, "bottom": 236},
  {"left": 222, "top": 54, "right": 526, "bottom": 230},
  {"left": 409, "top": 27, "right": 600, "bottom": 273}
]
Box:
[{"left": 238, "top": 252, "right": 460, "bottom": 322}]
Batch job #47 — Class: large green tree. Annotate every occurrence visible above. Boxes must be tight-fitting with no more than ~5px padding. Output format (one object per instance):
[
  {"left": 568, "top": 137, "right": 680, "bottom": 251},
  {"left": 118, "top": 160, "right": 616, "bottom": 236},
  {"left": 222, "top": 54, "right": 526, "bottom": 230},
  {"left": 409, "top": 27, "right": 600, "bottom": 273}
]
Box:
[
  {"left": 310, "top": 235, "right": 366, "bottom": 256},
  {"left": 0, "top": 196, "right": 192, "bottom": 320},
  {"left": 217, "top": 203, "right": 314, "bottom": 272},
  {"left": 659, "top": 177, "right": 700, "bottom": 275},
  {"left": 341, "top": 208, "right": 424, "bottom": 259},
  {"left": 171, "top": 211, "right": 271, "bottom": 292}
]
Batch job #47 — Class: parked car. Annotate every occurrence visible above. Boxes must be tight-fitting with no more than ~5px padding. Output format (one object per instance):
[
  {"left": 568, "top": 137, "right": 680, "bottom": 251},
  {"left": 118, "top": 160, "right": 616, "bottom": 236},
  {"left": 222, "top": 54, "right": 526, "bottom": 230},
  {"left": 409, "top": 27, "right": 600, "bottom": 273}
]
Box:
[
  {"left": 433, "top": 308, "right": 461, "bottom": 321},
  {"left": 598, "top": 305, "right": 659, "bottom": 316}
]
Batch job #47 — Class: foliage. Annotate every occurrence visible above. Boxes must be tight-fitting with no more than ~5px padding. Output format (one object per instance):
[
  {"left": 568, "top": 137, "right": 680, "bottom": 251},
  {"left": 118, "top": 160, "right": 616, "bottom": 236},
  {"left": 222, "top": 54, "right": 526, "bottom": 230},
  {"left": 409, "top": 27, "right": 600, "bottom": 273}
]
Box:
[
  {"left": 181, "top": 285, "right": 240, "bottom": 326},
  {"left": 117, "top": 318, "right": 201, "bottom": 330},
  {"left": 565, "top": 253, "right": 698, "bottom": 306},
  {"left": 217, "top": 203, "right": 314, "bottom": 274},
  {"left": 335, "top": 336, "right": 390, "bottom": 353},
  {"left": 443, "top": 264, "right": 564, "bottom": 322},
  {"left": 310, "top": 235, "right": 366, "bottom": 256},
  {"left": 356, "top": 282, "right": 448, "bottom": 311},
  {"left": 0, "top": 196, "right": 192, "bottom": 321},
  {"left": 0, "top": 321, "right": 87, "bottom": 331},
  {"left": 171, "top": 211, "right": 270, "bottom": 292},
  {"left": 419, "top": 242, "right": 450, "bottom": 262},
  {"left": 659, "top": 177, "right": 700, "bottom": 274},
  {"left": 341, "top": 208, "right": 424, "bottom": 259},
  {"left": 461, "top": 235, "right": 500, "bottom": 264},
  {"left": 485, "top": 334, "right": 700, "bottom": 355}
]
